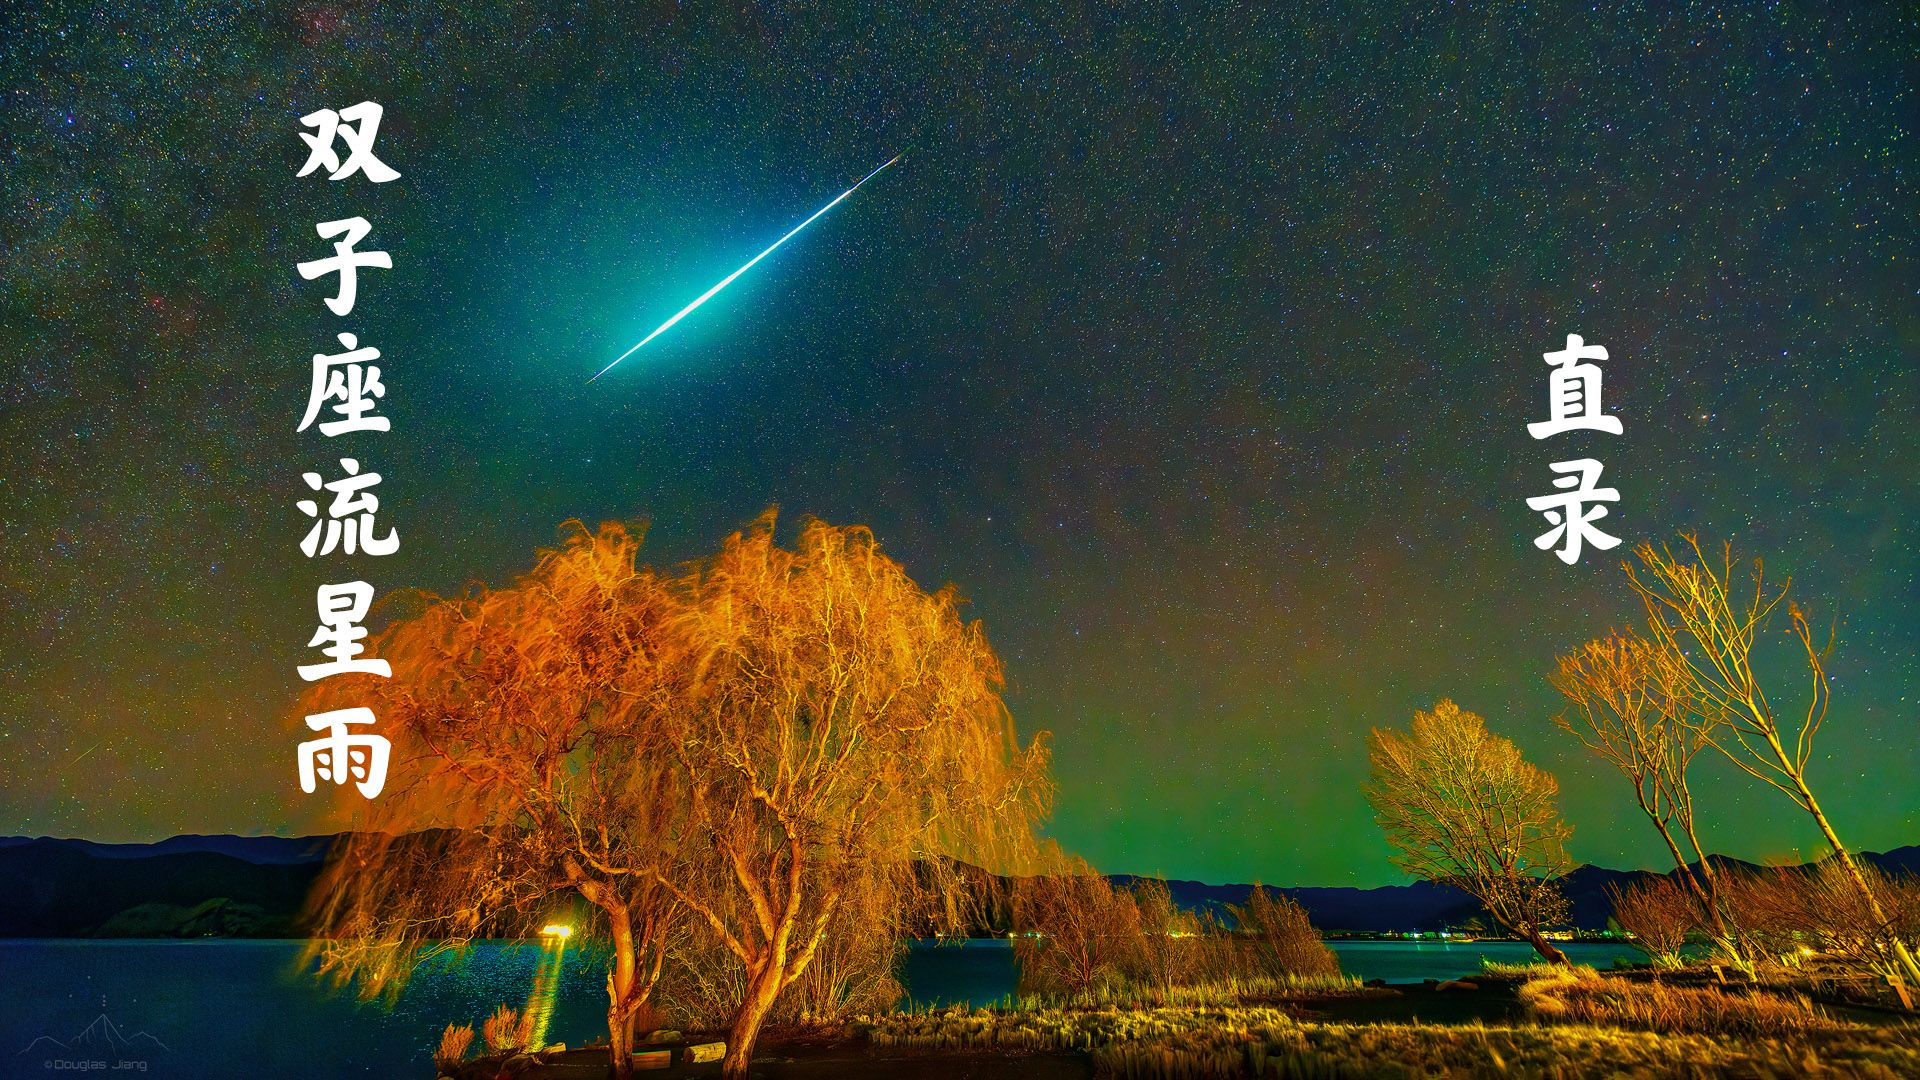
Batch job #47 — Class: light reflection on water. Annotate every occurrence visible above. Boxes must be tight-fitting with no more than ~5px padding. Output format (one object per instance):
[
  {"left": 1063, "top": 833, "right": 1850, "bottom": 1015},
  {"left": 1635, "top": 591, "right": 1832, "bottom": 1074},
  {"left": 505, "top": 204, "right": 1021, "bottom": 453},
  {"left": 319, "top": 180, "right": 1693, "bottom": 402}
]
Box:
[
  {"left": 1, "top": 938, "right": 1646, "bottom": 1077},
  {"left": 518, "top": 938, "right": 568, "bottom": 1049},
  {"left": 894, "top": 937, "right": 1649, "bottom": 1007},
  {"left": 1, "top": 939, "right": 611, "bottom": 1079}
]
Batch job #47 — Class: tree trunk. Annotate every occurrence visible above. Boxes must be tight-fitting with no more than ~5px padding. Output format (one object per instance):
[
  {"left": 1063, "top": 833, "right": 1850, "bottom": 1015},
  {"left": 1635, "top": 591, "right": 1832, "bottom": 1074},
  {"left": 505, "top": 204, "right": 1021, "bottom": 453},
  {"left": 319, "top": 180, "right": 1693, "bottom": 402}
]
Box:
[
  {"left": 607, "top": 1004, "right": 634, "bottom": 1080},
  {"left": 1651, "top": 819, "right": 1720, "bottom": 927},
  {"left": 1682, "top": 825, "right": 1751, "bottom": 973},
  {"left": 605, "top": 905, "right": 639, "bottom": 1080},
  {"left": 1793, "top": 766, "right": 1920, "bottom": 991},
  {"left": 1527, "top": 930, "right": 1571, "bottom": 967},
  {"left": 1522, "top": 927, "right": 1571, "bottom": 966},
  {"left": 1642, "top": 782, "right": 1750, "bottom": 970},
  {"left": 721, "top": 960, "right": 783, "bottom": 1079}
]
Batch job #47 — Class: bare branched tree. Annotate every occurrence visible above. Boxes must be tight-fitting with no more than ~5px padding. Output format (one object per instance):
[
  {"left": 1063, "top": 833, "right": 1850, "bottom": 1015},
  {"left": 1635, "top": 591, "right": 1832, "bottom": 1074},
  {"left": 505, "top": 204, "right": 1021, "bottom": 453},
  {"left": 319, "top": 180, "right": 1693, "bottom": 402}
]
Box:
[
  {"left": 298, "top": 521, "right": 687, "bottom": 1078},
  {"left": 1625, "top": 534, "right": 1920, "bottom": 990},
  {"left": 1365, "top": 699, "right": 1574, "bottom": 965},
  {"left": 1551, "top": 631, "right": 1744, "bottom": 963},
  {"left": 1012, "top": 857, "right": 1143, "bottom": 1000},
  {"left": 654, "top": 512, "right": 1052, "bottom": 1077}
]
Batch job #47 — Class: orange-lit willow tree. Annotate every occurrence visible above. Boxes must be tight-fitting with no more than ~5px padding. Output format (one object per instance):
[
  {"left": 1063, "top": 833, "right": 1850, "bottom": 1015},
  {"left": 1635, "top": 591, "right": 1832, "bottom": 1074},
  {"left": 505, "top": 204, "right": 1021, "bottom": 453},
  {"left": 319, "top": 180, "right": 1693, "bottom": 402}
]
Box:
[
  {"left": 298, "top": 513, "right": 1052, "bottom": 1079},
  {"left": 299, "top": 521, "right": 688, "bottom": 1078},
  {"left": 664, "top": 513, "right": 1051, "bottom": 1077}
]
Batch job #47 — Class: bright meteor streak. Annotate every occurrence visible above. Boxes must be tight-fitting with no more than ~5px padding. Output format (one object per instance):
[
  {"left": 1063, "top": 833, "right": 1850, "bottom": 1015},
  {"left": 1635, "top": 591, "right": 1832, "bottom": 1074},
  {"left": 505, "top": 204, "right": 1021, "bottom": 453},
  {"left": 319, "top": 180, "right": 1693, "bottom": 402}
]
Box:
[{"left": 590, "top": 154, "right": 902, "bottom": 382}]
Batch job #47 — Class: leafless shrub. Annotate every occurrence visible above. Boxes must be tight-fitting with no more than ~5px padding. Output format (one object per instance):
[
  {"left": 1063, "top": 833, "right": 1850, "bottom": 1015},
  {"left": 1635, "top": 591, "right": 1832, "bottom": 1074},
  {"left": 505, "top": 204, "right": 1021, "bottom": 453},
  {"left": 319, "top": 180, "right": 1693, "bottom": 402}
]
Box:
[
  {"left": 1726, "top": 861, "right": 1920, "bottom": 1003},
  {"left": 1609, "top": 875, "right": 1699, "bottom": 966},
  {"left": 1013, "top": 859, "right": 1144, "bottom": 1001},
  {"left": 1125, "top": 877, "right": 1205, "bottom": 997},
  {"left": 1226, "top": 886, "right": 1339, "bottom": 979}
]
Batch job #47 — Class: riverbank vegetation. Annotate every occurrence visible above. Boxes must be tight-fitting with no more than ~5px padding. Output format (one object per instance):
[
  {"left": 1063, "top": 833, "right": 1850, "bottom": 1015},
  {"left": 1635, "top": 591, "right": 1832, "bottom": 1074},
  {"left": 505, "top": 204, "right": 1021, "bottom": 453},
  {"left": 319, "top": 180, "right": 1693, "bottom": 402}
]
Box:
[
  {"left": 294, "top": 520, "right": 1918, "bottom": 1078},
  {"left": 1546, "top": 535, "right": 1920, "bottom": 1009},
  {"left": 863, "top": 981, "right": 1920, "bottom": 1079},
  {"left": 301, "top": 514, "right": 1053, "bottom": 1078}
]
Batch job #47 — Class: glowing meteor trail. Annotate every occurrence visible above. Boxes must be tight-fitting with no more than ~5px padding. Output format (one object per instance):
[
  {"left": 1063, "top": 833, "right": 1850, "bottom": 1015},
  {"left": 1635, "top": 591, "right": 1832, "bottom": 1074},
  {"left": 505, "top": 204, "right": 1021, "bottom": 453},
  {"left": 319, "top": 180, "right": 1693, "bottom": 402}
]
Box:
[{"left": 590, "top": 155, "right": 902, "bottom": 381}]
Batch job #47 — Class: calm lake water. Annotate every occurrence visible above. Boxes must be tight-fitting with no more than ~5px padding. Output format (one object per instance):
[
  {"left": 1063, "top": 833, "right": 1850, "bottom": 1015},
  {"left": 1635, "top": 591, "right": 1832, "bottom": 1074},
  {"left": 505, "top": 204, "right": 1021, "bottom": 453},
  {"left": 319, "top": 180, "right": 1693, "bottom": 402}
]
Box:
[{"left": 0, "top": 938, "right": 1643, "bottom": 1078}]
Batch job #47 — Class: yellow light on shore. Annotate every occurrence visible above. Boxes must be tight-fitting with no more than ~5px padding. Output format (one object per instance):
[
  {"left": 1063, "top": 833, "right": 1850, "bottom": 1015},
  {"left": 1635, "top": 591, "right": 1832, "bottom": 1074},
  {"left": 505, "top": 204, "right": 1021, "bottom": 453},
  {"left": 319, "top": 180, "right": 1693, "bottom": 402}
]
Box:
[{"left": 540, "top": 924, "right": 574, "bottom": 939}]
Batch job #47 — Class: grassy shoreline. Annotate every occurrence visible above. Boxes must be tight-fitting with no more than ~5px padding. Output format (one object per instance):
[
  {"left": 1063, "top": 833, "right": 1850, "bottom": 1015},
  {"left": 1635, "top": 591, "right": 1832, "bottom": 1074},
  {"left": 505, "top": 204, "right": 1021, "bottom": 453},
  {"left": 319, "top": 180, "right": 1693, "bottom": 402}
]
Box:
[{"left": 445, "top": 967, "right": 1920, "bottom": 1079}]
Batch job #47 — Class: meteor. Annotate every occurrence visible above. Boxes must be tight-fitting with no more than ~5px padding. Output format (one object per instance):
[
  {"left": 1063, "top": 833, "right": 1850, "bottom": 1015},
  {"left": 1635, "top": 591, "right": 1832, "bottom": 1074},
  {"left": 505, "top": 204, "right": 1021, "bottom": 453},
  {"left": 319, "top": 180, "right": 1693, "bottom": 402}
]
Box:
[{"left": 590, "top": 154, "right": 902, "bottom": 382}]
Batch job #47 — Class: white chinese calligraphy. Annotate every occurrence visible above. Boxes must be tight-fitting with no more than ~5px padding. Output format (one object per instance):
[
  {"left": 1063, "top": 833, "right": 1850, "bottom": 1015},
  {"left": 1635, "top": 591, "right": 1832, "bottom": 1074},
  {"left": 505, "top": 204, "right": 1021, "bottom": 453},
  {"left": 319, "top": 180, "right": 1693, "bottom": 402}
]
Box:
[
  {"left": 1526, "top": 459, "right": 1622, "bottom": 565},
  {"left": 293, "top": 104, "right": 399, "bottom": 800},
  {"left": 1528, "top": 334, "right": 1622, "bottom": 439},
  {"left": 298, "top": 581, "right": 392, "bottom": 681},
  {"left": 1526, "top": 335, "right": 1625, "bottom": 564},
  {"left": 298, "top": 458, "right": 400, "bottom": 557},
  {"left": 297, "top": 101, "right": 402, "bottom": 183},
  {"left": 296, "top": 217, "right": 391, "bottom": 317},
  {"left": 297, "top": 708, "right": 391, "bottom": 799},
  {"left": 298, "top": 332, "right": 389, "bottom": 436}
]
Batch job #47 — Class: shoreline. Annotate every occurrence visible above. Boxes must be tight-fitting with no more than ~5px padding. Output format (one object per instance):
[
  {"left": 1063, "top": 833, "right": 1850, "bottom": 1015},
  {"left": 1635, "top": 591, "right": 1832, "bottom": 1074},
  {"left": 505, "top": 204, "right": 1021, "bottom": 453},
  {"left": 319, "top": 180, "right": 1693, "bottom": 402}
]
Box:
[{"left": 443, "top": 971, "right": 1920, "bottom": 1080}]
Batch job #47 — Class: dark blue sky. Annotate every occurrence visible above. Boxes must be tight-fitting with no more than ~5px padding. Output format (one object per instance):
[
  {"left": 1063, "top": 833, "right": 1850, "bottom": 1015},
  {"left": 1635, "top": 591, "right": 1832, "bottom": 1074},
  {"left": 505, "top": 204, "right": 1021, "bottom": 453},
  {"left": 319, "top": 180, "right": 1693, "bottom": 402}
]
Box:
[{"left": 2, "top": 4, "right": 1913, "bottom": 885}]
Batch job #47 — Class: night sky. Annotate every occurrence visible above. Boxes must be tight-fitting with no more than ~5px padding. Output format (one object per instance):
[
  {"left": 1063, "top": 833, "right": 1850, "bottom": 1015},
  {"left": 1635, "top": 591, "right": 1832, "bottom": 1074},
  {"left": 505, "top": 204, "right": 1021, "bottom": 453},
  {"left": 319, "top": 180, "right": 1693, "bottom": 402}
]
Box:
[{"left": 3, "top": 5, "right": 1913, "bottom": 887}]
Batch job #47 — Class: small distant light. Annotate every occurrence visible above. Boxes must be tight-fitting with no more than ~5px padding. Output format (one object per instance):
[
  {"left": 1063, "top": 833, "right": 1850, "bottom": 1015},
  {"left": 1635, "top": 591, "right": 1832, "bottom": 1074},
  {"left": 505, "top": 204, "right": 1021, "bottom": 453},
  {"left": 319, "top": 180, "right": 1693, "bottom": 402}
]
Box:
[{"left": 540, "top": 924, "right": 573, "bottom": 939}]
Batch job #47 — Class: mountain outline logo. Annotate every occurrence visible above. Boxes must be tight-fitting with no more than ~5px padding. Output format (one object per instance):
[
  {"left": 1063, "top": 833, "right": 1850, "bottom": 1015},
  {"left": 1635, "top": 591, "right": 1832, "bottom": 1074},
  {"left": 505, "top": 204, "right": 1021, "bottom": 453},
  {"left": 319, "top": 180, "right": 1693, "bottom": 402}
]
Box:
[{"left": 17, "top": 1011, "right": 172, "bottom": 1064}]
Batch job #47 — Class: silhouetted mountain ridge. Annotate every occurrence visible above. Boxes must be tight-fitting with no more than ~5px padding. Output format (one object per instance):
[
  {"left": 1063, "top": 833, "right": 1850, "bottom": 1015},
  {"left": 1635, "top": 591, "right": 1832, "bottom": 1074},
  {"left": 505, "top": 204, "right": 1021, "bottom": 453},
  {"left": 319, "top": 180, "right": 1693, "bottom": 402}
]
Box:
[
  {"left": 1123, "top": 850, "right": 1920, "bottom": 933},
  {"left": 1, "top": 833, "right": 1914, "bottom": 937}
]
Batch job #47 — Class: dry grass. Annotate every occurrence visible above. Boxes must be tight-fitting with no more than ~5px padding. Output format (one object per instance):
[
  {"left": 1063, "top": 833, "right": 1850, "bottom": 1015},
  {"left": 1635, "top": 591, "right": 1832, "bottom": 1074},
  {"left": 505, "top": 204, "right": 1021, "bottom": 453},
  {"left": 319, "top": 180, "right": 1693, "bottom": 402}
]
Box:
[
  {"left": 481, "top": 1003, "right": 534, "bottom": 1053},
  {"left": 1017, "top": 972, "right": 1364, "bottom": 1011},
  {"left": 1123, "top": 973, "right": 1364, "bottom": 1007},
  {"left": 1518, "top": 965, "right": 1840, "bottom": 1038},
  {"left": 867, "top": 1004, "right": 1298, "bottom": 1055},
  {"left": 1479, "top": 959, "right": 1570, "bottom": 978},
  {"left": 863, "top": 1002, "right": 1920, "bottom": 1079},
  {"left": 433, "top": 1022, "right": 474, "bottom": 1070}
]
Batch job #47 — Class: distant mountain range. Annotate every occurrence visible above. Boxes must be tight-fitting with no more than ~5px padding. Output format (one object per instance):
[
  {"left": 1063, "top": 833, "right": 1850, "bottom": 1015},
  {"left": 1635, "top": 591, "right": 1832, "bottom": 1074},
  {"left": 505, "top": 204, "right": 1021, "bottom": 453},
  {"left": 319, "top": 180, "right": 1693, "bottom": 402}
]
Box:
[
  {"left": 1122, "top": 847, "right": 1920, "bottom": 933},
  {"left": 1, "top": 833, "right": 1915, "bottom": 938}
]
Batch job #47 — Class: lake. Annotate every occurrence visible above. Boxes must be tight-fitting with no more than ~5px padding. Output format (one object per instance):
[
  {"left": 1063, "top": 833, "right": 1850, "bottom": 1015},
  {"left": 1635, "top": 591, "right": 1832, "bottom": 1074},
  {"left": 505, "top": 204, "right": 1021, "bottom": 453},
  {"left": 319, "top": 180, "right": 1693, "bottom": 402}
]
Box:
[{"left": 0, "top": 938, "right": 1643, "bottom": 1077}]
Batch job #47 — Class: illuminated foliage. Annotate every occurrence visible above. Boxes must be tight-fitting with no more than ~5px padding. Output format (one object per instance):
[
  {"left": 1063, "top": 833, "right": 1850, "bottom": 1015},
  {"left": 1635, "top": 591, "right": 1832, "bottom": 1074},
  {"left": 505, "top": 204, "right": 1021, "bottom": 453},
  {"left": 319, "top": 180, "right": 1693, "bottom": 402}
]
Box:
[
  {"left": 299, "top": 520, "right": 686, "bottom": 1077},
  {"left": 660, "top": 512, "right": 1051, "bottom": 1075},
  {"left": 298, "top": 512, "right": 1052, "bottom": 1077},
  {"left": 1365, "top": 699, "right": 1574, "bottom": 965}
]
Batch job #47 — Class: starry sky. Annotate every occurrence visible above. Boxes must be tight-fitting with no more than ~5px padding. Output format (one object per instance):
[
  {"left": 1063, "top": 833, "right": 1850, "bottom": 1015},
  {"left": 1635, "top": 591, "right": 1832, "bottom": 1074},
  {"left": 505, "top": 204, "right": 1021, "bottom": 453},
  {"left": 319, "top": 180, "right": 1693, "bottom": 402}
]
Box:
[{"left": 2, "top": 4, "right": 1913, "bottom": 887}]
